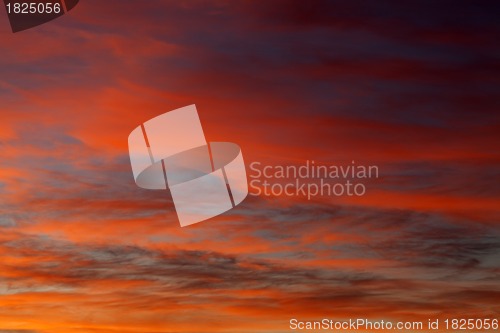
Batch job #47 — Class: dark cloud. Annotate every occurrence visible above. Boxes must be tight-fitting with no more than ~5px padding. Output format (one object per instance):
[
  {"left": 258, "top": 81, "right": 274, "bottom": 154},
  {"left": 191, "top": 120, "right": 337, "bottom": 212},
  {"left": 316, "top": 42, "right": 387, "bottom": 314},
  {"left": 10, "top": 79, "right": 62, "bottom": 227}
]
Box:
[
  {"left": 2, "top": 235, "right": 367, "bottom": 291},
  {"left": 2, "top": 231, "right": 498, "bottom": 320},
  {"left": 379, "top": 160, "right": 500, "bottom": 198}
]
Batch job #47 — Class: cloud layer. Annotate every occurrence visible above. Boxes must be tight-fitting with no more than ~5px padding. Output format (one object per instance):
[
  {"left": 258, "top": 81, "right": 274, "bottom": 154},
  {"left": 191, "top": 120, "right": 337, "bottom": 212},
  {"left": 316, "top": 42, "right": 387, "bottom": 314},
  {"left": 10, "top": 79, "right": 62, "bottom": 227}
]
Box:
[{"left": 0, "top": 0, "right": 499, "bottom": 332}]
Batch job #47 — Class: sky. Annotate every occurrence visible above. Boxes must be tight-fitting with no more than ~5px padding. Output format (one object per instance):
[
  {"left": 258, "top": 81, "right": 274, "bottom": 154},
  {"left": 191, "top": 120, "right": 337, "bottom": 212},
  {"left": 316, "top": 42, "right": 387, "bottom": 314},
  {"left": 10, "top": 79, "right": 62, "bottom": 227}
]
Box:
[{"left": 0, "top": 1, "right": 499, "bottom": 332}]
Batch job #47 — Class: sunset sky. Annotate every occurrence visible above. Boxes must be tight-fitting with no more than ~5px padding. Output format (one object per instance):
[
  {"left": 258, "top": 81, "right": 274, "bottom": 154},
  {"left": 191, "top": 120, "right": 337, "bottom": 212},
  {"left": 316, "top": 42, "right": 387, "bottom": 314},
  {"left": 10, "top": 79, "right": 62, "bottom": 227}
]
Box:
[{"left": 0, "top": 1, "right": 499, "bottom": 332}]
